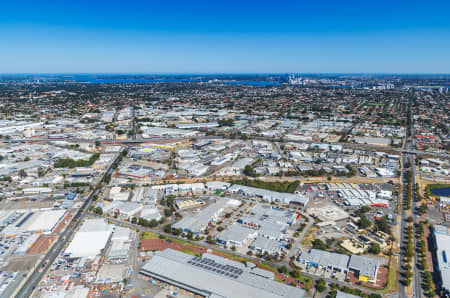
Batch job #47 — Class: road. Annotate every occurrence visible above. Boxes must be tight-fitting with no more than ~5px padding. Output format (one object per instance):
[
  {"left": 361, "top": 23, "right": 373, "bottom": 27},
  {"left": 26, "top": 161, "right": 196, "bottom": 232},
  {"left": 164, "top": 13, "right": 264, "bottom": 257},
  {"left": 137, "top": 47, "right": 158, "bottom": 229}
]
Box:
[
  {"left": 398, "top": 99, "right": 423, "bottom": 298},
  {"left": 14, "top": 152, "right": 122, "bottom": 298},
  {"left": 286, "top": 214, "right": 313, "bottom": 262},
  {"left": 398, "top": 99, "right": 411, "bottom": 298},
  {"left": 408, "top": 103, "right": 422, "bottom": 298},
  {"left": 2, "top": 136, "right": 449, "bottom": 158},
  {"left": 131, "top": 105, "right": 137, "bottom": 140}
]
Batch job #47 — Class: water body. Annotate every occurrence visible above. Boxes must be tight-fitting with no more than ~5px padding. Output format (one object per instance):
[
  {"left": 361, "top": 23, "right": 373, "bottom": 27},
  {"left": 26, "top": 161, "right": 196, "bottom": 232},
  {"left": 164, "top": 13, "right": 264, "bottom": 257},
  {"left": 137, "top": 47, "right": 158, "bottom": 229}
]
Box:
[
  {"left": 37, "top": 77, "right": 283, "bottom": 86},
  {"left": 221, "top": 81, "right": 283, "bottom": 86},
  {"left": 38, "top": 77, "right": 202, "bottom": 84},
  {"left": 431, "top": 187, "right": 450, "bottom": 197}
]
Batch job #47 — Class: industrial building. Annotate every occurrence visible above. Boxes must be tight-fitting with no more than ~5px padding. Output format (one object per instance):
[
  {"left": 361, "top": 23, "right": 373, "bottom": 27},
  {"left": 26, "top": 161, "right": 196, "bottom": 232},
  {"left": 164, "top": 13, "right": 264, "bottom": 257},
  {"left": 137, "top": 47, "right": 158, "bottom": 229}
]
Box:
[
  {"left": 249, "top": 236, "right": 282, "bottom": 255},
  {"left": 238, "top": 204, "right": 297, "bottom": 241},
  {"left": 336, "top": 291, "right": 359, "bottom": 298},
  {"left": 64, "top": 219, "right": 113, "bottom": 259},
  {"left": 216, "top": 223, "right": 258, "bottom": 247},
  {"left": 1, "top": 209, "right": 67, "bottom": 236},
  {"left": 172, "top": 197, "right": 231, "bottom": 234},
  {"left": 228, "top": 184, "right": 309, "bottom": 206},
  {"left": 140, "top": 249, "right": 305, "bottom": 298},
  {"left": 297, "top": 249, "right": 350, "bottom": 273},
  {"left": 433, "top": 225, "right": 450, "bottom": 295},
  {"left": 297, "top": 249, "right": 380, "bottom": 283}
]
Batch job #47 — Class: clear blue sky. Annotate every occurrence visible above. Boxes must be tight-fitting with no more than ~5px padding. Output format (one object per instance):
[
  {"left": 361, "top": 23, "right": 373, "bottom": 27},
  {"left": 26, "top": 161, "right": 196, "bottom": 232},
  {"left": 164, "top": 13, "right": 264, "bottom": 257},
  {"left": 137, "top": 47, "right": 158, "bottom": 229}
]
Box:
[{"left": 1, "top": 0, "right": 449, "bottom": 73}]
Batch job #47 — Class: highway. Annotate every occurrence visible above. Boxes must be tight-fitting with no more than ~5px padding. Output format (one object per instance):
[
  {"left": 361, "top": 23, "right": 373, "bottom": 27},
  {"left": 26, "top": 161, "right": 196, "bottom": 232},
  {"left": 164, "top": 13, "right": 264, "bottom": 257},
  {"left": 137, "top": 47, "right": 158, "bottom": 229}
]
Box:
[
  {"left": 2, "top": 136, "right": 449, "bottom": 158},
  {"left": 398, "top": 155, "right": 408, "bottom": 298},
  {"left": 398, "top": 99, "right": 423, "bottom": 298},
  {"left": 408, "top": 105, "right": 422, "bottom": 298},
  {"left": 14, "top": 152, "right": 122, "bottom": 298}
]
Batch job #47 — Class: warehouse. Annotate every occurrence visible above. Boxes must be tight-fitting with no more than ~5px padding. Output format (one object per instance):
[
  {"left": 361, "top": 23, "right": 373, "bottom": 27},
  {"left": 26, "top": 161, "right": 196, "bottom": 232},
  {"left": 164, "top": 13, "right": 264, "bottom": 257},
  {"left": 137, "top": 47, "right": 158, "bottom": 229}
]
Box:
[
  {"left": 109, "top": 186, "right": 130, "bottom": 201},
  {"left": 348, "top": 254, "right": 379, "bottom": 283},
  {"left": 108, "top": 227, "right": 132, "bottom": 261},
  {"left": 141, "top": 127, "right": 199, "bottom": 138},
  {"left": 64, "top": 219, "right": 113, "bottom": 259},
  {"left": 206, "top": 181, "right": 231, "bottom": 192},
  {"left": 432, "top": 225, "right": 450, "bottom": 295},
  {"left": 216, "top": 223, "right": 258, "bottom": 247},
  {"left": 239, "top": 204, "right": 297, "bottom": 229},
  {"left": 297, "top": 249, "right": 350, "bottom": 273},
  {"left": 172, "top": 197, "right": 230, "bottom": 234},
  {"left": 297, "top": 249, "right": 380, "bottom": 283},
  {"left": 228, "top": 184, "right": 309, "bottom": 206},
  {"left": 176, "top": 122, "right": 218, "bottom": 129},
  {"left": 249, "top": 236, "right": 282, "bottom": 256},
  {"left": 140, "top": 249, "right": 305, "bottom": 298},
  {"left": 140, "top": 206, "right": 162, "bottom": 222},
  {"left": 336, "top": 292, "right": 359, "bottom": 298},
  {"left": 2, "top": 209, "right": 67, "bottom": 235},
  {"left": 22, "top": 209, "right": 67, "bottom": 232},
  {"left": 175, "top": 199, "right": 205, "bottom": 210}
]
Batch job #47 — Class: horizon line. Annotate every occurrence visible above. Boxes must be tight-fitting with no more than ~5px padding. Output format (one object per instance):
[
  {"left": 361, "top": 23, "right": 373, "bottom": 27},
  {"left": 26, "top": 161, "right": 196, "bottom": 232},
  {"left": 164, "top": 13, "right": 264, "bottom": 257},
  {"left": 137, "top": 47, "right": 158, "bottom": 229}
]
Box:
[{"left": 1, "top": 72, "right": 450, "bottom": 76}]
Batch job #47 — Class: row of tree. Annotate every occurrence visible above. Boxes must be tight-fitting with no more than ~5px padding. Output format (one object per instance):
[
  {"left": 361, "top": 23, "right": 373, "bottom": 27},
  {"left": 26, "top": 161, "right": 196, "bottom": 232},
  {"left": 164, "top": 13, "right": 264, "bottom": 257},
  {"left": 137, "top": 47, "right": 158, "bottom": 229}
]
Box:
[{"left": 416, "top": 222, "right": 436, "bottom": 297}]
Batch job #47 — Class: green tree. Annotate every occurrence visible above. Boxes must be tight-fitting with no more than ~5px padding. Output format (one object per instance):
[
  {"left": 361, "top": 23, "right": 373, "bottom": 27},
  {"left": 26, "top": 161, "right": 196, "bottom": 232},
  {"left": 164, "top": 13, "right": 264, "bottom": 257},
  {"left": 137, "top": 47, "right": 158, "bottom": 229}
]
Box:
[
  {"left": 368, "top": 242, "right": 381, "bottom": 254},
  {"left": 315, "top": 278, "right": 326, "bottom": 292}
]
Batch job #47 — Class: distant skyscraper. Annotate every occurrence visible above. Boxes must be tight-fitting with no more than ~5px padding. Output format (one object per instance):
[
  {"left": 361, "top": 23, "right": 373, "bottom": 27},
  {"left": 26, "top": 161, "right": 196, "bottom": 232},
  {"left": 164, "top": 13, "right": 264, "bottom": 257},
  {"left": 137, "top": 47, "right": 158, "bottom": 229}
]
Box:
[{"left": 288, "top": 73, "right": 303, "bottom": 85}]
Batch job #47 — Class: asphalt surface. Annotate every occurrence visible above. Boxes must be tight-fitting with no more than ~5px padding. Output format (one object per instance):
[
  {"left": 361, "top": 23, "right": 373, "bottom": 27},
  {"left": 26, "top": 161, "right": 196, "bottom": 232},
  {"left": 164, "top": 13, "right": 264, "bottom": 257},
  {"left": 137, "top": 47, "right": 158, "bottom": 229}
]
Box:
[
  {"left": 398, "top": 101, "right": 423, "bottom": 298},
  {"left": 2, "top": 136, "right": 449, "bottom": 158}
]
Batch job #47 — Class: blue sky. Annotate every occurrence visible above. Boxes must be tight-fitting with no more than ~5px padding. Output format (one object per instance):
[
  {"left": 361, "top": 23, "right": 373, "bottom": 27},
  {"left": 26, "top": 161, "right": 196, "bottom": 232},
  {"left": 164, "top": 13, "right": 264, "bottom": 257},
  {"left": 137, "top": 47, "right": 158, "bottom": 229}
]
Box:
[{"left": 0, "top": 0, "right": 449, "bottom": 73}]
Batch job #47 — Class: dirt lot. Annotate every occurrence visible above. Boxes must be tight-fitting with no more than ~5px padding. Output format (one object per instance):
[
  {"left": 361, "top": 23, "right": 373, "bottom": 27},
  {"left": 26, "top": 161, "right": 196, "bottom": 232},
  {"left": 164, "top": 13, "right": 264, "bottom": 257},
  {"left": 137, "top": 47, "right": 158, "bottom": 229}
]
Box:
[
  {"left": 0, "top": 199, "right": 53, "bottom": 210},
  {"left": 2, "top": 255, "right": 41, "bottom": 272},
  {"left": 53, "top": 210, "right": 73, "bottom": 234},
  {"left": 28, "top": 235, "right": 56, "bottom": 254}
]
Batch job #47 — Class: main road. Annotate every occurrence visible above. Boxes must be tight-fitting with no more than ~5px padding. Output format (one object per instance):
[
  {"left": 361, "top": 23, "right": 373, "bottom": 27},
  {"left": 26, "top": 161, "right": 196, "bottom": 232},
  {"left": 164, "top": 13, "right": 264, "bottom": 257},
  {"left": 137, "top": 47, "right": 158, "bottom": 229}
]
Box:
[
  {"left": 2, "top": 136, "right": 449, "bottom": 158},
  {"left": 14, "top": 152, "right": 122, "bottom": 298}
]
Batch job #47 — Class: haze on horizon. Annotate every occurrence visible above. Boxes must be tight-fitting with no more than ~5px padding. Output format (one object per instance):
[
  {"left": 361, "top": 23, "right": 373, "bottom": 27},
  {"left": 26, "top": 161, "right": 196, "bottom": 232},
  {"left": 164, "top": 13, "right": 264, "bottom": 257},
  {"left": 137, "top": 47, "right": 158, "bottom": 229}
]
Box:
[{"left": 1, "top": 0, "right": 449, "bottom": 74}]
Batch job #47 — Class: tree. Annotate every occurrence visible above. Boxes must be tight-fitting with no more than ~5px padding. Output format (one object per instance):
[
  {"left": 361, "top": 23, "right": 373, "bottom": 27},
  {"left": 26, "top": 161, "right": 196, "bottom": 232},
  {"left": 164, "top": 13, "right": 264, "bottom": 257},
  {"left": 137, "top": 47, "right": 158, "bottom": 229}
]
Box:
[
  {"left": 163, "top": 224, "right": 172, "bottom": 233},
  {"left": 358, "top": 214, "right": 371, "bottom": 229},
  {"left": 291, "top": 270, "right": 300, "bottom": 279},
  {"left": 131, "top": 217, "right": 137, "bottom": 224},
  {"left": 312, "top": 239, "right": 328, "bottom": 250},
  {"left": 94, "top": 207, "right": 103, "bottom": 215},
  {"left": 375, "top": 216, "right": 392, "bottom": 234},
  {"left": 418, "top": 203, "right": 428, "bottom": 215},
  {"left": 164, "top": 208, "right": 172, "bottom": 217},
  {"left": 315, "top": 278, "right": 326, "bottom": 292},
  {"left": 368, "top": 242, "right": 381, "bottom": 254},
  {"left": 279, "top": 266, "right": 288, "bottom": 274}
]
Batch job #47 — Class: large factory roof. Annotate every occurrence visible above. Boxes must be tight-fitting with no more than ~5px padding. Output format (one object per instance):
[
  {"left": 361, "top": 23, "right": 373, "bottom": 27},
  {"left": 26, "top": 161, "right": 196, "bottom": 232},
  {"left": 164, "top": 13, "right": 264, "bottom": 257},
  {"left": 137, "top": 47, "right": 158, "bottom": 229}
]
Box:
[{"left": 140, "top": 249, "right": 305, "bottom": 298}]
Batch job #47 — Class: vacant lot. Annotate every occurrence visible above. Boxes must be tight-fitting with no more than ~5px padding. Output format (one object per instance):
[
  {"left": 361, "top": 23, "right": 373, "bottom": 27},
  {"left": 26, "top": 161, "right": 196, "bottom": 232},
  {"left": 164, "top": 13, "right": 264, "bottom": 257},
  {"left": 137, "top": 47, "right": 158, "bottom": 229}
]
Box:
[
  {"left": 2, "top": 255, "right": 41, "bottom": 272},
  {"left": 28, "top": 235, "right": 56, "bottom": 254}
]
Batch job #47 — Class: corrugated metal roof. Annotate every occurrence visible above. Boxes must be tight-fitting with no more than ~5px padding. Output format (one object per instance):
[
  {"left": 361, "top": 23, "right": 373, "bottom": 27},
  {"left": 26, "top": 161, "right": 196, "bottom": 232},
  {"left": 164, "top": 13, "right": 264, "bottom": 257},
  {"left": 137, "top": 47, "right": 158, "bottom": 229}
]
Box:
[{"left": 140, "top": 249, "right": 305, "bottom": 298}]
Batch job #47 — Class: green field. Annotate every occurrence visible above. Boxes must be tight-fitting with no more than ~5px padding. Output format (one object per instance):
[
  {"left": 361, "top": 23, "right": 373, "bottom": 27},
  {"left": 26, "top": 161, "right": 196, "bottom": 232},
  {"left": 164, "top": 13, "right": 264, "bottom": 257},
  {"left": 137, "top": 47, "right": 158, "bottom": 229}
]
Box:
[{"left": 140, "top": 231, "right": 159, "bottom": 240}]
